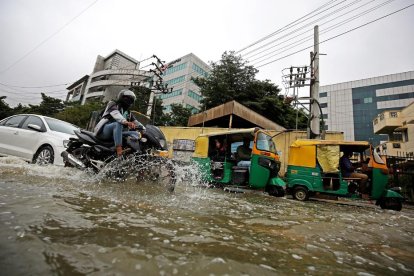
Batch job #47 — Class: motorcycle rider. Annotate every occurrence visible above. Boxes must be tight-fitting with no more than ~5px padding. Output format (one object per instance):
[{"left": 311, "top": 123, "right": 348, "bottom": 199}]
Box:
[{"left": 94, "top": 89, "right": 145, "bottom": 157}]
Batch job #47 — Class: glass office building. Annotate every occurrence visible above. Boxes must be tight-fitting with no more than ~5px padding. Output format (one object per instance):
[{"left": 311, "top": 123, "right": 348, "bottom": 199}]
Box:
[
  {"left": 157, "top": 53, "right": 210, "bottom": 114},
  {"left": 319, "top": 71, "right": 414, "bottom": 145}
]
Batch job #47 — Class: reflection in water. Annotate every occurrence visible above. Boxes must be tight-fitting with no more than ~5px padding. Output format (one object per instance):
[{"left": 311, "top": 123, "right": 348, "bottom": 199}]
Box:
[{"left": 0, "top": 156, "right": 413, "bottom": 275}]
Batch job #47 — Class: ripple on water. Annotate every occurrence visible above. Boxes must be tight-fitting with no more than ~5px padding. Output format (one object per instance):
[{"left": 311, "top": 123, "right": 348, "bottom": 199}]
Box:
[{"left": 1, "top": 156, "right": 414, "bottom": 275}]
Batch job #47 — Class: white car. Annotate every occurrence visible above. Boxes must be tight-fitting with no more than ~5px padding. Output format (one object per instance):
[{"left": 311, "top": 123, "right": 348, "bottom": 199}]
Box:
[{"left": 0, "top": 114, "right": 79, "bottom": 166}]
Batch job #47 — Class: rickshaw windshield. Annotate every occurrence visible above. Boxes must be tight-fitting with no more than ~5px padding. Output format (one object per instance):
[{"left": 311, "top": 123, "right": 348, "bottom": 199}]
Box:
[
  {"left": 373, "top": 148, "right": 385, "bottom": 164},
  {"left": 256, "top": 132, "right": 277, "bottom": 154}
]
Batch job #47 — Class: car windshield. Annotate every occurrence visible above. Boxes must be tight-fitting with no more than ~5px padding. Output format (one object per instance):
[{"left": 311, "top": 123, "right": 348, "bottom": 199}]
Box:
[
  {"left": 256, "top": 132, "right": 277, "bottom": 154},
  {"left": 45, "top": 118, "right": 78, "bottom": 135}
]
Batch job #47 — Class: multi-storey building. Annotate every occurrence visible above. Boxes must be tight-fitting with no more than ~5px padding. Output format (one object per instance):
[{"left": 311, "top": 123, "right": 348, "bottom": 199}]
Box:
[
  {"left": 66, "top": 49, "right": 151, "bottom": 104},
  {"left": 156, "top": 53, "right": 210, "bottom": 113},
  {"left": 67, "top": 51, "right": 210, "bottom": 115},
  {"left": 319, "top": 71, "right": 414, "bottom": 145},
  {"left": 373, "top": 102, "right": 414, "bottom": 156}
]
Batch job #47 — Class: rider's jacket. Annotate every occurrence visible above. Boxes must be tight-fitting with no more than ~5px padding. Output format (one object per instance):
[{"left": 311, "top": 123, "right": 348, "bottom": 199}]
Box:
[{"left": 94, "top": 101, "right": 145, "bottom": 135}]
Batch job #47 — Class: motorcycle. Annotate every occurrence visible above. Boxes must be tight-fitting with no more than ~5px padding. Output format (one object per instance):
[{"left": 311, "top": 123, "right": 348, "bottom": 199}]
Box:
[{"left": 61, "top": 124, "right": 175, "bottom": 191}]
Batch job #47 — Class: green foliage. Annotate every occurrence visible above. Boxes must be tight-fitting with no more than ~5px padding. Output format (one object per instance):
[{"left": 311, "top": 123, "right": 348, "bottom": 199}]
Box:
[
  {"left": 0, "top": 93, "right": 66, "bottom": 120},
  {"left": 130, "top": 86, "right": 152, "bottom": 115},
  {"left": 54, "top": 101, "right": 105, "bottom": 128},
  {"left": 193, "top": 51, "right": 308, "bottom": 129},
  {"left": 0, "top": 96, "right": 14, "bottom": 120},
  {"left": 28, "top": 93, "right": 65, "bottom": 116},
  {"left": 166, "top": 104, "right": 193, "bottom": 126},
  {"left": 150, "top": 98, "right": 170, "bottom": 126}
]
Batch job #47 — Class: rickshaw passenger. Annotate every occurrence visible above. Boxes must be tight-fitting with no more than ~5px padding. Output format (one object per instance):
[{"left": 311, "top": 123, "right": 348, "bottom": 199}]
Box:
[
  {"left": 236, "top": 138, "right": 252, "bottom": 170},
  {"left": 340, "top": 151, "right": 369, "bottom": 195},
  {"left": 212, "top": 138, "right": 227, "bottom": 161}
]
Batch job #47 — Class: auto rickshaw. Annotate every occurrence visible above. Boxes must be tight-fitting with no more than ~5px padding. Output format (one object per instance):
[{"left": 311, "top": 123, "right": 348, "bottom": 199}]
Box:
[
  {"left": 192, "top": 128, "right": 286, "bottom": 196},
  {"left": 286, "top": 139, "right": 403, "bottom": 211}
]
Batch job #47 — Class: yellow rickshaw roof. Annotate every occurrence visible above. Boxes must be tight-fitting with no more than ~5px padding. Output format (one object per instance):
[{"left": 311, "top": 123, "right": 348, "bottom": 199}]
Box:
[
  {"left": 197, "top": 128, "right": 258, "bottom": 137},
  {"left": 291, "top": 139, "right": 370, "bottom": 147}
]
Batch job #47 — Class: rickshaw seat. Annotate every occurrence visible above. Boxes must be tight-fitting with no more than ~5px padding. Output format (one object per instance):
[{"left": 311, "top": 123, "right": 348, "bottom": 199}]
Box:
[
  {"left": 342, "top": 177, "right": 360, "bottom": 181},
  {"left": 232, "top": 166, "right": 248, "bottom": 172}
]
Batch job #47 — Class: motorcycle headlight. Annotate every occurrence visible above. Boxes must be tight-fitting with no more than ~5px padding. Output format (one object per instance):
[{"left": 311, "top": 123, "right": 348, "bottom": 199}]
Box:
[{"left": 63, "top": 140, "right": 70, "bottom": 148}]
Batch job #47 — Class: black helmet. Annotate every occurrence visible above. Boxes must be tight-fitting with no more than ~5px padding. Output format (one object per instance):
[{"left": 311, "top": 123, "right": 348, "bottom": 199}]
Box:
[{"left": 117, "top": 89, "right": 136, "bottom": 108}]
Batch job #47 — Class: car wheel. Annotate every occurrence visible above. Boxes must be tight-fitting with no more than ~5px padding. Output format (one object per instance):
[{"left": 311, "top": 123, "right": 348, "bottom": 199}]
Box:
[
  {"left": 293, "top": 186, "right": 309, "bottom": 201},
  {"left": 33, "top": 145, "right": 54, "bottom": 165}
]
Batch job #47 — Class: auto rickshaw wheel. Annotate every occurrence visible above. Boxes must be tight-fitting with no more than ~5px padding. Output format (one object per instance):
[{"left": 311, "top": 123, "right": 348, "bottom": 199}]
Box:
[
  {"left": 379, "top": 198, "right": 402, "bottom": 211},
  {"left": 266, "top": 185, "right": 285, "bottom": 197},
  {"left": 293, "top": 186, "right": 309, "bottom": 201}
]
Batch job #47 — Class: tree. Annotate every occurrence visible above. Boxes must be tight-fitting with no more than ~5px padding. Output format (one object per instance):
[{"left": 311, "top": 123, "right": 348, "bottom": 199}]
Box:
[
  {"left": 55, "top": 101, "right": 105, "bottom": 128},
  {"left": 129, "top": 86, "right": 171, "bottom": 126},
  {"left": 193, "top": 51, "right": 307, "bottom": 129},
  {"left": 130, "top": 86, "right": 152, "bottom": 115},
  {"left": 28, "top": 93, "right": 65, "bottom": 116},
  {"left": 0, "top": 96, "right": 14, "bottom": 120},
  {"left": 167, "top": 104, "right": 193, "bottom": 126}
]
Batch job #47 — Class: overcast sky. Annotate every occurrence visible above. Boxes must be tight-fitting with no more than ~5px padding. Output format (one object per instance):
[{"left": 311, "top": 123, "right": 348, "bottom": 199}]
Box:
[{"left": 0, "top": 0, "right": 413, "bottom": 107}]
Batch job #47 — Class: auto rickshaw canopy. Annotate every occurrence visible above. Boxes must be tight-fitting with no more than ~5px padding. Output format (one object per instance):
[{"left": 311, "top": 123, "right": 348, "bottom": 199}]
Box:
[
  {"left": 193, "top": 128, "right": 259, "bottom": 158},
  {"left": 288, "top": 139, "right": 371, "bottom": 170}
]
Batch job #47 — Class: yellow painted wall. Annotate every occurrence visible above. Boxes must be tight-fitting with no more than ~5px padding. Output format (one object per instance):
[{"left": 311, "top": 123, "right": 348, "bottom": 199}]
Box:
[{"left": 160, "top": 126, "right": 344, "bottom": 174}]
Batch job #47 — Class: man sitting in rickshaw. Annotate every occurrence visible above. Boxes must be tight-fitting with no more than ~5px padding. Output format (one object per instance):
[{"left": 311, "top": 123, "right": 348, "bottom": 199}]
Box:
[
  {"left": 340, "top": 150, "right": 369, "bottom": 198},
  {"left": 236, "top": 138, "right": 252, "bottom": 170}
]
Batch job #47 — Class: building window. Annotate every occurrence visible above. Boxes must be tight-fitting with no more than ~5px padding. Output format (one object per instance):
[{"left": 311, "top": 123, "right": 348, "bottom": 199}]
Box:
[
  {"left": 374, "top": 118, "right": 378, "bottom": 125},
  {"left": 188, "top": 90, "right": 203, "bottom": 102},
  {"left": 322, "top": 114, "right": 328, "bottom": 119},
  {"left": 392, "top": 143, "right": 401, "bottom": 149},
  {"left": 319, "top": 92, "right": 327, "bottom": 98},
  {"left": 380, "top": 113, "right": 384, "bottom": 120},
  {"left": 390, "top": 112, "right": 398, "bottom": 118},
  {"left": 163, "top": 62, "right": 187, "bottom": 76},
  {"left": 320, "top": 103, "right": 327, "bottom": 108},
  {"left": 186, "top": 104, "right": 199, "bottom": 114},
  {"left": 165, "top": 75, "right": 185, "bottom": 86},
  {"left": 363, "top": 97, "right": 372, "bottom": 104},
  {"left": 157, "top": 89, "right": 183, "bottom": 100},
  {"left": 353, "top": 99, "right": 361, "bottom": 105},
  {"left": 392, "top": 132, "right": 403, "bottom": 141},
  {"left": 192, "top": 63, "right": 208, "bottom": 77}
]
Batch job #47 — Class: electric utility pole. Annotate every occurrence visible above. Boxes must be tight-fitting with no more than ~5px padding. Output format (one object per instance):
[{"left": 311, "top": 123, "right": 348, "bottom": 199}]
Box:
[
  {"left": 144, "top": 55, "right": 173, "bottom": 119},
  {"left": 310, "top": 25, "right": 321, "bottom": 139}
]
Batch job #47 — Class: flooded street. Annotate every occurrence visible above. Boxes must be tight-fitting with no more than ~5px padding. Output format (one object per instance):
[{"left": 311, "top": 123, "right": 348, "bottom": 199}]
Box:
[{"left": 0, "top": 157, "right": 413, "bottom": 275}]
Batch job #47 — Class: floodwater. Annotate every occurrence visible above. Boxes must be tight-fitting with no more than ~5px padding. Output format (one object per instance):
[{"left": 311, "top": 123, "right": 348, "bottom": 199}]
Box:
[{"left": 0, "top": 157, "right": 413, "bottom": 276}]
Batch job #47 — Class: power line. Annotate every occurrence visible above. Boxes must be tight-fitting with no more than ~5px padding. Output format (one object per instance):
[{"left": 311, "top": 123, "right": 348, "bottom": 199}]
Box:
[
  {"left": 1, "top": 54, "right": 155, "bottom": 91},
  {"left": 0, "top": 82, "right": 69, "bottom": 89},
  {"left": 255, "top": 3, "right": 414, "bottom": 69},
  {"left": 250, "top": 0, "right": 396, "bottom": 65},
  {"left": 241, "top": 0, "right": 364, "bottom": 58},
  {"left": 0, "top": 0, "right": 100, "bottom": 75},
  {"left": 236, "top": 0, "right": 344, "bottom": 54},
  {"left": 243, "top": 0, "right": 379, "bottom": 61}
]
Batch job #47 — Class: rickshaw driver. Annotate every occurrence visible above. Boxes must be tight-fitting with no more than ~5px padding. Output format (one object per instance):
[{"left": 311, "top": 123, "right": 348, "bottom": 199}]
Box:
[
  {"left": 340, "top": 150, "right": 369, "bottom": 197},
  {"left": 236, "top": 138, "right": 252, "bottom": 170}
]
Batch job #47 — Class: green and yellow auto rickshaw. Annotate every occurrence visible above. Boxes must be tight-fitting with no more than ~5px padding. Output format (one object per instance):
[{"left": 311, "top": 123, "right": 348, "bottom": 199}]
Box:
[
  {"left": 192, "top": 128, "right": 286, "bottom": 196},
  {"left": 286, "top": 139, "right": 404, "bottom": 211}
]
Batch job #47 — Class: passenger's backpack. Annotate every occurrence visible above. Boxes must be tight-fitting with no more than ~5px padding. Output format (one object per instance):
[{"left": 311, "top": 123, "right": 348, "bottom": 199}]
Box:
[{"left": 86, "top": 102, "right": 116, "bottom": 131}]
